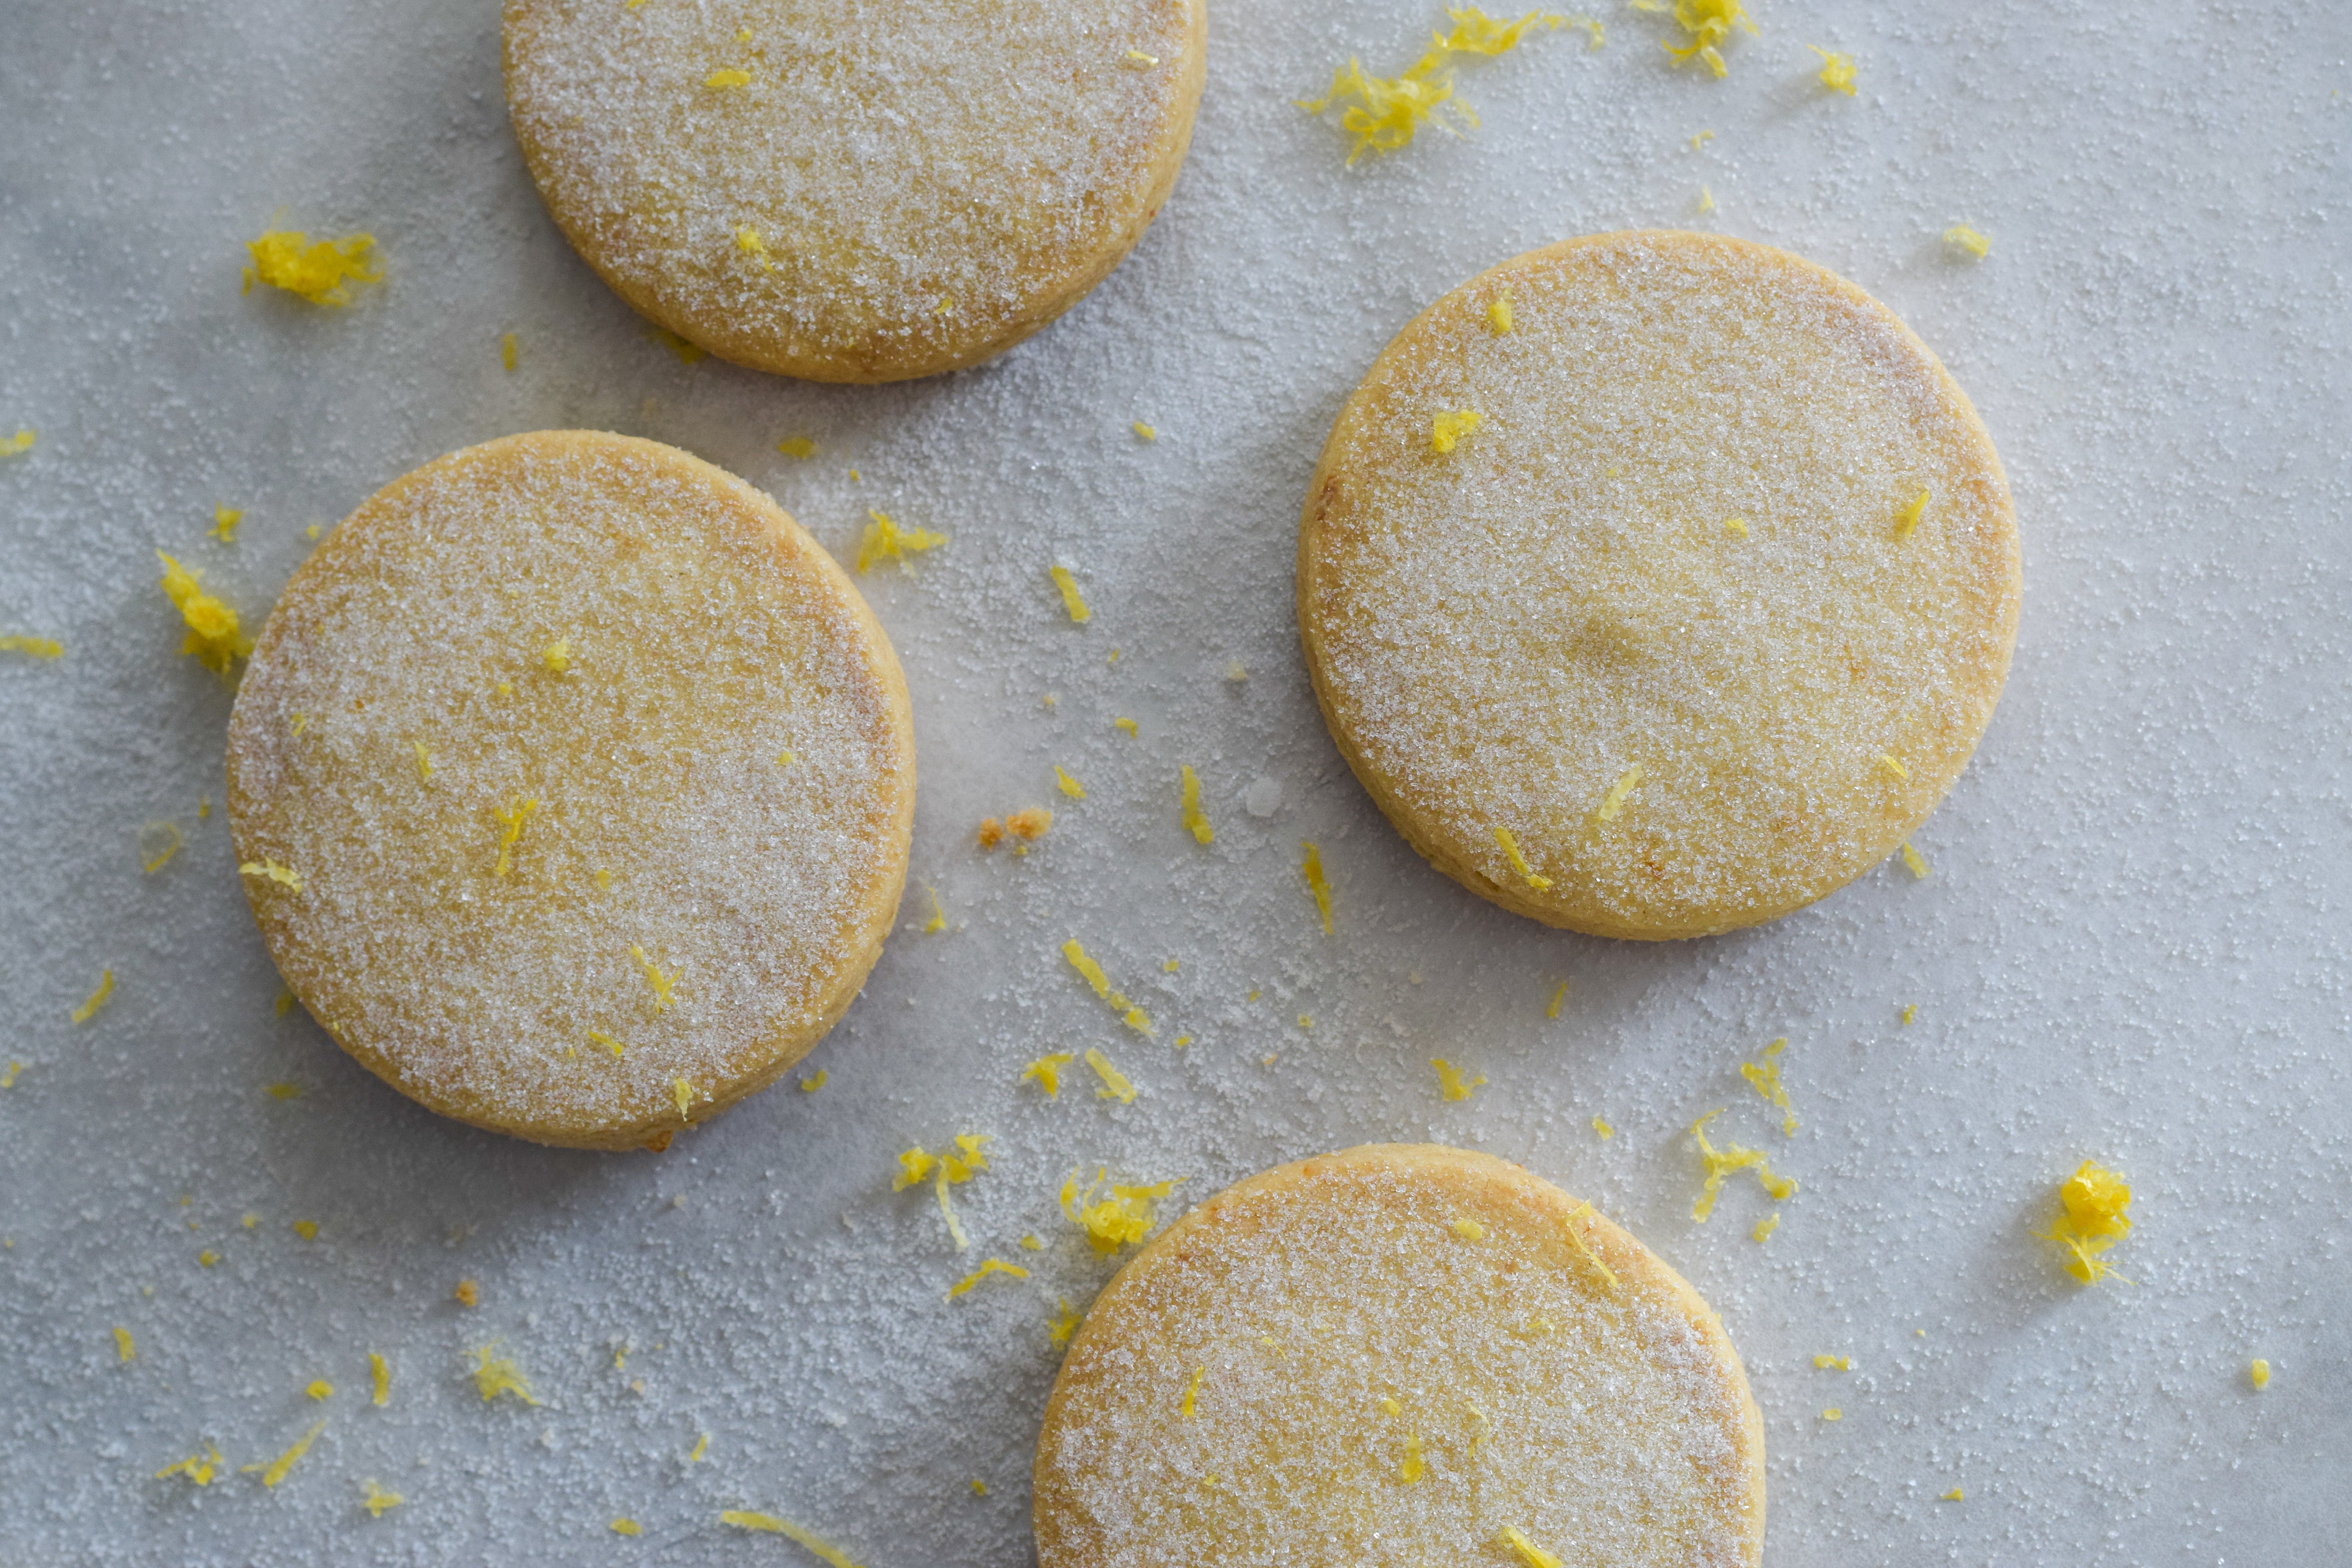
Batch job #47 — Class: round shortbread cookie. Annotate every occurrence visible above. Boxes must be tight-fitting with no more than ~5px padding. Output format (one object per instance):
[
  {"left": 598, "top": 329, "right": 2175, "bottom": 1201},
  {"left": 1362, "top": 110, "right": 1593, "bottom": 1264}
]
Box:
[
  {"left": 225, "top": 431, "right": 915, "bottom": 1150},
  {"left": 1298, "top": 231, "right": 2020, "bottom": 940},
  {"left": 503, "top": 0, "right": 1206, "bottom": 383},
  {"left": 1034, "top": 1144, "right": 1765, "bottom": 1568}
]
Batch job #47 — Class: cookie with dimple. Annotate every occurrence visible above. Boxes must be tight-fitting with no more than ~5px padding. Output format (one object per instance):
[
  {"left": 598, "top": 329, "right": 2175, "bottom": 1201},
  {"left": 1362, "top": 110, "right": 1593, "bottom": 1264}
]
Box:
[
  {"left": 503, "top": 0, "right": 1206, "bottom": 383},
  {"left": 225, "top": 431, "right": 914, "bottom": 1150},
  {"left": 1298, "top": 230, "right": 2020, "bottom": 940},
  {"left": 1034, "top": 1143, "right": 1765, "bottom": 1568}
]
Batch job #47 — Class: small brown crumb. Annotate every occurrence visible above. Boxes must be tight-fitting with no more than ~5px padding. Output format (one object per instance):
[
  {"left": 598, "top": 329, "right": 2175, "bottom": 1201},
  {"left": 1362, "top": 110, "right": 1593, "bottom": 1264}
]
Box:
[
  {"left": 979, "top": 807, "right": 1053, "bottom": 849},
  {"left": 453, "top": 1279, "right": 479, "bottom": 1308},
  {"left": 978, "top": 818, "right": 1004, "bottom": 849}
]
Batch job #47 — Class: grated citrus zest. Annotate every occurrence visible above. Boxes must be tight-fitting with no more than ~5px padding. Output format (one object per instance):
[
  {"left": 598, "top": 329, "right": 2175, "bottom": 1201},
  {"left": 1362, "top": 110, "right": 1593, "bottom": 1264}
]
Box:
[
  {"left": 71, "top": 969, "right": 115, "bottom": 1023},
  {"left": 1901, "top": 842, "right": 1931, "bottom": 879},
  {"left": 1049, "top": 1298, "right": 1082, "bottom": 1345},
  {"left": 1298, "top": 7, "right": 1570, "bottom": 164},
  {"left": 1810, "top": 45, "right": 1857, "bottom": 94},
  {"left": 856, "top": 510, "right": 947, "bottom": 574},
  {"left": 0, "top": 633, "right": 63, "bottom": 658},
  {"left": 1301, "top": 842, "right": 1334, "bottom": 932},
  {"left": 1179, "top": 766, "right": 1213, "bottom": 844},
  {"left": 243, "top": 229, "right": 380, "bottom": 306},
  {"left": 719, "top": 1511, "right": 866, "bottom": 1568},
  {"left": 1085, "top": 1047, "right": 1136, "bottom": 1104},
  {"left": 362, "top": 1479, "right": 403, "bottom": 1517},
  {"left": 1560, "top": 1202, "right": 1619, "bottom": 1290},
  {"left": 1690, "top": 1109, "right": 1796, "bottom": 1221},
  {"left": 157, "top": 552, "right": 251, "bottom": 674},
  {"left": 1049, "top": 564, "right": 1091, "bottom": 623},
  {"left": 1944, "top": 225, "right": 1991, "bottom": 260},
  {"left": 1492, "top": 825, "right": 1552, "bottom": 889},
  {"left": 945, "top": 1257, "right": 1029, "bottom": 1300},
  {"left": 253, "top": 1419, "right": 327, "bottom": 1487},
  {"left": 1499, "top": 1524, "right": 1563, "bottom": 1568},
  {"left": 1430, "top": 408, "right": 1483, "bottom": 454},
  {"left": 1062, "top": 940, "right": 1154, "bottom": 1033},
  {"left": 628, "top": 945, "right": 675, "bottom": 1010},
  {"left": 1061, "top": 1167, "right": 1180, "bottom": 1254},
  {"left": 1596, "top": 764, "right": 1643, "bottom": 822},
  {"left": 155, "top": 1443, "right": 226, "bottom": 1487},
  {"left": 1022, "top": 1053, "right": 1077, "bottom": 1097},
  {"left": 1432, "top": 1058, "right": 1486, "bottom": 1102},
  {"left": 1546, "top": 980, "right": 1568, "bottom": 1018},
  {"left": 468, "top": 1344, "right": 539, "bottom": 1404},
  {"left": 370, "top": 1353, "right": 389, "bottom": 1405},
  {"left": 1739, "top": 1037, "right": 1798, "bottom": 1135},
  {"left": 1055, "top": 765, "right": 1086, "bottom": 799},
  {"left": 1893, "top": 487, "right": 1931, "bottom": 540},
  {"left": 2034, "top": 1160, "right": 2134, "bottom": 1285}
]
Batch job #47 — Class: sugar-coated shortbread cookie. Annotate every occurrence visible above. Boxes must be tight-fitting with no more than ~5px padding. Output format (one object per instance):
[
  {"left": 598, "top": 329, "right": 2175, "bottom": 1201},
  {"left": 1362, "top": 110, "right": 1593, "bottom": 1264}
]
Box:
[
  {"left": 1035, "top": 1144, "right": 1766, "bottom": 1568},
  {"left": 503, "top": 0, "right": 1206, "bottom": 383},
  {"left": 1298, "top": 231, "right": 2020, "bottom": 940},
  {"left": 226, "top": 431, "right": 914, "bottom": 1150}
]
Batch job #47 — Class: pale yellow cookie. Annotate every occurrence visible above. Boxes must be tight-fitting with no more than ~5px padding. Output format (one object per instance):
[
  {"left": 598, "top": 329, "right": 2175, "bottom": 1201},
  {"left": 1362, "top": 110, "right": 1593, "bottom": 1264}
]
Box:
[
  {"left": 1299, "top": 231, "right": 2020, "bottom": 940},
  {"left": 1035, "top": 1144, "right": 1764, "bottom": 1568},
  {"left": 503, "top": 0, "right": 1206, "bottom": 383},
  {"left": 225, "top": 432, "right": 914, "bottom": 1150}
]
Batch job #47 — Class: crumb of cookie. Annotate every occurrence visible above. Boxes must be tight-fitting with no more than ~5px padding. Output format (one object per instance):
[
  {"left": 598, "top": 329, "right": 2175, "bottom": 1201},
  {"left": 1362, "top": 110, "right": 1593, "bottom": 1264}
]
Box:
[
  {"left": 251, "top": 1419, "right": 327, "bottom": 1486},
  {"left": 1022, "top": 1054, "right": 1076, "bottom": 1097},
  {"left": 1944, "top": 225, "right": 1991, "bottom": 260},
  {"left": 1085, "top": 1047, "right": 1136, "bottom": 1103},
  {"left": 1739, "top": 1037, "right": 1797, "bottom": 1136},
  {"left": 1179, "top": 766, "right": 1214, "bottom": 844},
  {"left": 1055, "top": 766, "right": 1086, "bottom": 799},
  {"left": 490, "top": 797, "right": 537, "bottom": 878},
  {"left": 857, "top": 510, "right": 947, "bottom": 574},
  {"left": 370, "top": 1353, "right": 389, "bottom": 1405},
  {"left": 1061, "top": 1167, "right": 1180, "bottom": 1253},
  {"left": 0, "top": 429, "right": 33, "bottom": 456},
  {"left": 2250, "top": 1359, "right": 2270, "bottom": 1389},
  {"left": 155, "top": 1444, "right": 226, "bottom": 1487},
  {"left": 209, "top": 504, "right": 242, "bottom": 543},
  {"left": 1430, "top": 408, "right": 1483, "bottom": 454},
  {"left": 468, "top": 1343, "right": 539, "bottom": 1404},
  {"left": 1298, "top": 7, "right": 1567, "bottom": 164},
  {"left": 2035, "top": 1160, "right": 2134, "bottom": 1285},
  {"left": 1810, "top": 45, "right": 1856, "bottom": 94},
  {"left": 1050, "top": 564, "right": 1092, "bottom": 623},
  {"left": 1546, "top": 980, "right": 1568, "bottom": 1018},
  {"left": 71, "top": 969, "right": 115, "bottom": 1024},
  {"left": 1492, "top": 825, "right": 1552, "bottom": 889},
  {"left": 157, "top": 552, "right": 251, "bottom": 674},
  {"left": 946, "top": 1257, "right": 1029, "bottom": 1300},
  {"left": 1690, "top": 1109, "right": 1796, "bottom": 1221},
  {"left": 1814, "top": 1354, "right": 1852, "bottom": 1370},
  {"left": 1653, "top": 0, "right": 1757, "bottom": 78},
  {"left": 1062, "top": 940, "right": 1154, "bottom": 1033},
  {"left": 453, "top": 1279, "right": 479, "bottom": 1307},
  {"left": 243, "top": 229, "right": 380, "bottom": 306},
  {"left": 719, "top": 1511, "right": 866, "bottom": 1568},
  {"left": 800, "top": 1070, "right": 826, "bottom": 1092},
  {"left": 777, "top": 436, "right": 817, "bottom": 459},
  {"left": 140, "top": 820, "right": 183, "bottom": 873},
  {"left": 1498, "top": 1525, "right": 1562, "bottom": 1568},
  {"left": 1431, "top": 1058, "right": 1486, "bottom": 1102},
  {"left": 1595, "top": 764, "right": 1643, "bottom": 823},
  {"left": 0, "top": 633, "right": 63, "bottom": 658},
  {"left": 1901, "top": 842, "right": 1931, "bottom": 879},
  {"left": 1301, "top": 842, "right": 1334, "bottom": 932}
]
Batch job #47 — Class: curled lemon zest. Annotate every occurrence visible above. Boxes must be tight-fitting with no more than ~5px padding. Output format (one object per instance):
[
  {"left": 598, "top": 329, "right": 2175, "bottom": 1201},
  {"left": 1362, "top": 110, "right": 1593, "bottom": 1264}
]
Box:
[
  {"left": 800, "top": 1070, "right": 826, "bottom": 1092},
  {"left": 491, "top": 797, "right": 537, "bottom": 878},
  {"left": 1061, "top": 1167, "right": 1180, "bottom": 1254},
  {"left": 157, "top": 552, "right": 251, "bottom": 674},
  {"left": 1738, "top": 1037, "right": 1798, "bottom": 1136},
  {"left": 155, "top": 1443, "right": 226, "bottom": 1487},
  {"left": 1901, "top": 842, "right": 1931, "bottom": 879},
  {"left": 1049, "top": 564, "right": 1091, "bottom": 623},
  {"left": 923, "top": 886, "right": 948, "bottom": 933},
  {"left": 1499, "top": 1525, "right": 1562, "bottom": 1568},
  {"left": 628, "top": 945, "right": 675, "bottom": 1010},
  {"left": 1810, "top": 44, "right": 1857, "bottom": 94},
  {"left": 945, "top": 1257, "right": 1029, "bottom": 1300},
  {"left": 1690, "top": 1109, "right": 1796, "bottom": 1221},
  {"left": 1879, "top": 753, "right": 1911, "bottom": 780},
  {"left": 243, "top": 229, "right": 380, "bottom": 306},
  {"left": 857, "top": 510, "right": 947, "bottom": 574},
  {"left": 412, "top": 740, "right": 432, "bottom": 783},
  {"left": 719, "top": 1512, "right": 866, "bottom": 1568},
  {"left": 1022, "top": 1053, "right": 1077, "bottom": 1098},
  {"left": 1179, "top": 766, "right": 1213, "bottom": 845},
  {"left": 1492, "top": 825, "right": 1552, "bottom": 889},
  {"left": 240, "top": 859, "right": 303, "bottom": 891},
  {"left": 1723, "top": 514, "right": 1749, "bottom": 537},
  {"left": 1893, "top": 487, "right": 1931, "bottom": 540},
  {"left": 71, "top": 969, "right": 116, "bottom": 1023},
  {"left": 252, "top": 1419, "right": 327, "bottom": 1487},
  {"left": 896, "top": 1135, "right": 991, "bottom": 1250},
  {"left": 1301, "top": 842, "right": 1334, "bottom": 932},
  {"left": 1085, "top": 1047, "right": 1136, "bottom": 1104},
  {"left": 1596, "top": 764, "right": 1643, "bottom": 822},
  {"left": 1061, "top": 940, "right": 1153, "bottom": 1033},
  {"left": 140, "top": 821, "right": 183, "bottom": 874},
  {"left": 468, "top": 1344, "right": 539, "bottom": 1404},
  {"left": 1432, "top": 1058, "right": 1486, "bottom": 1102},
  {"left": 1561, "top": 1202, "right": 1619, "bottom": 1290},
  {"left": 1431, "top": 408, "right": 1484, "bottom": 454}
]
